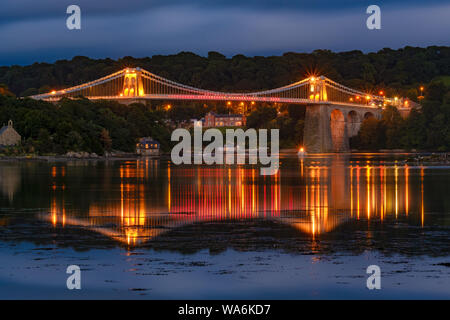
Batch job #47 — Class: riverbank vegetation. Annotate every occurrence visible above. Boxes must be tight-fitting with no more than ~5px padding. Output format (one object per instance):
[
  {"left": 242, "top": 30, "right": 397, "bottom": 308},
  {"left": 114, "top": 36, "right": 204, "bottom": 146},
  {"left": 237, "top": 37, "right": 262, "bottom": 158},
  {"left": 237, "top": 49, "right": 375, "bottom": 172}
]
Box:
[
  {"left": 352, "top": 81, "right": 450, "bottom": 151},
  {"left": 0, "top": 95, "right": 172, "bottom": 155}
]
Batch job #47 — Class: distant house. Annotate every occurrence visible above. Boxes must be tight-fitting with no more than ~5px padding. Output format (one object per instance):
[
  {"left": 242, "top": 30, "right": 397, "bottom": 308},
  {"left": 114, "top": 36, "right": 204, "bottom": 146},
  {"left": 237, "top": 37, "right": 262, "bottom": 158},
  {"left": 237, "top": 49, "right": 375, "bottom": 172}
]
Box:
[
  {"left": 204, "top": 112, "right": 246, "bottom": 127},
  {"left": 136, "top": 137, "right": 160, "bottom": 156},
  {"left": 0, "top": 120, "right": 21, "bottom": 146}
]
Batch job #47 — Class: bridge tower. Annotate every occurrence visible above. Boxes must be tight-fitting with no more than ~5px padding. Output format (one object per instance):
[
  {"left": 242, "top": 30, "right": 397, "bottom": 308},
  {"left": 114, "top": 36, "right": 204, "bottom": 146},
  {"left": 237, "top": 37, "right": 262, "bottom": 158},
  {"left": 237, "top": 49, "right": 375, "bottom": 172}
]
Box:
[
  {"left": 122, "top": 67, "right": 144, "bottom": 97},
  {"left": 309, "top": 76, "right": 328, "bottom": 102}
]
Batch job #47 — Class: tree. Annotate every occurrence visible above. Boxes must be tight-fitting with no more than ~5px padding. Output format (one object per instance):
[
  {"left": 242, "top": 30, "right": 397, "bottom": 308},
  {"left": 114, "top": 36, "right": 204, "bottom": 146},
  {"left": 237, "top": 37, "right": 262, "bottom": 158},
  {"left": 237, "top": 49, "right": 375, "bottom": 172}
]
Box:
[
  {"left": 66, "top": 130, "right": 84, "bottom": 151},
  {"left": 246, "top": 105, "right": 277, "bottom": 129},
  {"left": 426, "top": 81, "right": 446, "bottom": 102},
  {"left": 100, "top": 129, "right": 112, "bottom": 151},
  {"left": 382, "top": 106, "right": 404, "bottom": 149},
  {"left": 20, "top": 88, "right": 38, "bottom": 97},
  {"left": 355, "top": 118, "right": 385, "bottom": 150},
  {"left": 36, "top": 128, "right": 52, "bottom": 154}
]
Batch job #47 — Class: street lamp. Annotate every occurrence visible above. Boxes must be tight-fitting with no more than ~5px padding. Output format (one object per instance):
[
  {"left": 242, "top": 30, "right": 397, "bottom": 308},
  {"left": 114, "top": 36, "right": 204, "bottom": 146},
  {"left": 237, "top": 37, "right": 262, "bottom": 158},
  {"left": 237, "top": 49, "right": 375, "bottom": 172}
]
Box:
[{"left": 419, "top": 86, "right": 424, "bottom": 100}]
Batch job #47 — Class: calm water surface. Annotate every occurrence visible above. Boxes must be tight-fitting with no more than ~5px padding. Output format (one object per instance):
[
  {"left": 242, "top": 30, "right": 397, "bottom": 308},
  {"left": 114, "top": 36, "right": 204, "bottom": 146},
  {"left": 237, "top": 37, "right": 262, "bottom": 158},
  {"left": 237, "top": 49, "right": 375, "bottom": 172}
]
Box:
[{"left": 0, "top": 154, "right": 449, "bottom": 299}]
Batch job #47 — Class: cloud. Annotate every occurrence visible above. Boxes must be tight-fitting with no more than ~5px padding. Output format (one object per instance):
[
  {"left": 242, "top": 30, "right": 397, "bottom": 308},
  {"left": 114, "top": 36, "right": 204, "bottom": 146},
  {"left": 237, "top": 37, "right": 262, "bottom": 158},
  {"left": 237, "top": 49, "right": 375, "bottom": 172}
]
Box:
[
  {"left": 1, "top": 0, "right": 448, "bottom": 22},
  {"left": 1, "top": 2, "right": 449, "bottom": 65}
]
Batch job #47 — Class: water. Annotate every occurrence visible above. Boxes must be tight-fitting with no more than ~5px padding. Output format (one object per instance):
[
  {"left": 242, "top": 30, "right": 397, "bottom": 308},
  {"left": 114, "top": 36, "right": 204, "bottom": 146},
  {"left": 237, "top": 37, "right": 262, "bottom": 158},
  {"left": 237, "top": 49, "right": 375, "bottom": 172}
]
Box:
[{"left": 0, "top": 154, "right": 449, "bottom": 299}]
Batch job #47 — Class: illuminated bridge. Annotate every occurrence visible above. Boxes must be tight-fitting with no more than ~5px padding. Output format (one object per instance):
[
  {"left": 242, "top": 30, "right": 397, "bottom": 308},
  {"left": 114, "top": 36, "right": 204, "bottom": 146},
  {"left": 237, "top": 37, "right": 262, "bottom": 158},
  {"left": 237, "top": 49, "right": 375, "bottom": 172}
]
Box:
[
  {"left": 31, "top": 67, "right": 398, "bottom": 106},
  {"left": 30, "top": 67, "right": 412, "bottom": 152}
]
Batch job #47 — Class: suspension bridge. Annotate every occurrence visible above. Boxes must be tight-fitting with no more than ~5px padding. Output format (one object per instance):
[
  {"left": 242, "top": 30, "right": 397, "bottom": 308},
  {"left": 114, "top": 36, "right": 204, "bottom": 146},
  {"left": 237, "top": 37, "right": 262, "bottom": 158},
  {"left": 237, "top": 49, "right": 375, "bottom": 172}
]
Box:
[
  {"left": 30, "top": 67, "right": 401, "bottom": 106},
  {"left": 30, "top": 67, "right": 411, "bottom": 152}
]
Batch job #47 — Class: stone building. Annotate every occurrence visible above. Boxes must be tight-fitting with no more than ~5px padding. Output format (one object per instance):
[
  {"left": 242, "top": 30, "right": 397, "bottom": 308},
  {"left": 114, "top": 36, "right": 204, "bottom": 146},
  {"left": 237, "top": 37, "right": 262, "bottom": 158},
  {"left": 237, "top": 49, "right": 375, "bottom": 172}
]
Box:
[
  {"left": 204, "top": 112, "right": 245, "bottom": 127},
  {"left": 0, "top": 120, "right": 21, "bottom": 146}
]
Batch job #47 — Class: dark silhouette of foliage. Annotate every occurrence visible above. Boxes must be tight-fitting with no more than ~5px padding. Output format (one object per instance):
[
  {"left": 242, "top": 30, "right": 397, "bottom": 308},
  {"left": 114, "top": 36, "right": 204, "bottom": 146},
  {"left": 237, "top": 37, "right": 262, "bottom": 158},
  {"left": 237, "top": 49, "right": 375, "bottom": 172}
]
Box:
[
  {"left": 0, "top": 95, "right": 172, "bottom": 155},
  {"left": 352, "top": 81, "right": 450, "bottom": 151},
  {"left": 0, "top": 46, "right": 448, "bottom": 98}
]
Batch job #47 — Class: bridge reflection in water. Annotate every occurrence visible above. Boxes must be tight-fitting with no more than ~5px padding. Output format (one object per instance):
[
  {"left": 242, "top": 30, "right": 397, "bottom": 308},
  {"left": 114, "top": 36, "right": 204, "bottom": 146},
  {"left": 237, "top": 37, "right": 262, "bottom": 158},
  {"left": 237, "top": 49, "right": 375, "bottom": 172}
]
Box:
[{"left": 46, "top": 157, "right": 424, "bottom": 246}]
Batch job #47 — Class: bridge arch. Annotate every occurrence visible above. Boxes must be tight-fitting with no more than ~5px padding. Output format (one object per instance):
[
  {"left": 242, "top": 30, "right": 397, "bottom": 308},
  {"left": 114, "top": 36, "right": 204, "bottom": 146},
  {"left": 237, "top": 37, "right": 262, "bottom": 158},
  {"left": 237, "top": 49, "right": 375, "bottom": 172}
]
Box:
[
  {"left": 364, "top": 111, "right": 375, "bottom": 119},
  {"left": 330, "top": 109, "right": 347, "bottom": 152},
  {"left": 347, "top": 110, "right": 360, "bottom": 137}
]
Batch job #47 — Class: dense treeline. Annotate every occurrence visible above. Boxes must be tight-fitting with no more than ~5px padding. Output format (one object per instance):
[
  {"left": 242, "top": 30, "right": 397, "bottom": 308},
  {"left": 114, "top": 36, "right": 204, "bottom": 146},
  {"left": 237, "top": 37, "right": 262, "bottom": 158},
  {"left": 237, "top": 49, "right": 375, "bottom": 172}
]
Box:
[
  {"left": 353, "top": 82, "right": 450, "bottom": 151},
  {"left": 0, "top": 95, "right": 172, "bottom": 155},
  {"left": 1, "top": 46, "right": 449, "bottom": 98}
]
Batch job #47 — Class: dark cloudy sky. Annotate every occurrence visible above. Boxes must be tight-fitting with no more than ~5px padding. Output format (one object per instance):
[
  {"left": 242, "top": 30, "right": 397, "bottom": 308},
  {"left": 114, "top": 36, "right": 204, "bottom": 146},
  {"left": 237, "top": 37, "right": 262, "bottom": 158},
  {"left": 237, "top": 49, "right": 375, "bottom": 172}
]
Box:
[{"left": 1, "top": 0, "right": 449, "bottom": 66}]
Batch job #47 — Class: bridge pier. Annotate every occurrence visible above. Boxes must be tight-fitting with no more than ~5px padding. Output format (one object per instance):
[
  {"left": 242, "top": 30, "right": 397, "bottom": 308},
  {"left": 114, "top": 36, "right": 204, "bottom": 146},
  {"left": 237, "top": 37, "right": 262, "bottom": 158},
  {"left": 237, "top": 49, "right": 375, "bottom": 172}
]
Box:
[
  {"left": 304, "top": 104, "right": 333, "bottom": 153},
  {"left": 303, "top": 104, "right": 382, "bottom": 153}
]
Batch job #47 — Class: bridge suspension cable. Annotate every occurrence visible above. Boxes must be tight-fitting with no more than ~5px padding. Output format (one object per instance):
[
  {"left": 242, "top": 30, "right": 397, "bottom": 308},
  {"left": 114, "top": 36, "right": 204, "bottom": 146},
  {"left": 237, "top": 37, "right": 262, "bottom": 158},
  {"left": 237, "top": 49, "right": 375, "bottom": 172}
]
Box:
[{"left": 30, "top": 67, "right": 402, "bottom": 108}]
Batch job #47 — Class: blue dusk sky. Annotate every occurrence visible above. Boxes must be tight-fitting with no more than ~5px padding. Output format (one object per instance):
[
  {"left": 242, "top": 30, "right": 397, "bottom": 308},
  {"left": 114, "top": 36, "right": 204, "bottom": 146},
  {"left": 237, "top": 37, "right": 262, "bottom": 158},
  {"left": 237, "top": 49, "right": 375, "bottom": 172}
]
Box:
[{"left": 0, "top": 0, "right": 449, "bottom": 65}]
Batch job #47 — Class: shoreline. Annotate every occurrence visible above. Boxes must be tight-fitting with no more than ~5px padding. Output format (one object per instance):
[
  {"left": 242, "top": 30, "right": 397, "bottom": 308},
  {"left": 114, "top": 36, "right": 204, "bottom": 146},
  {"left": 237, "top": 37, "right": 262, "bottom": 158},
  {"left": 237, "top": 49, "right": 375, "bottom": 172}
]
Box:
[
  {"left": 0, "top": 154, "right": 161, "bottom": 162},
  {"left": 0, "top": 151, "right": 449, "bottom": 164}
]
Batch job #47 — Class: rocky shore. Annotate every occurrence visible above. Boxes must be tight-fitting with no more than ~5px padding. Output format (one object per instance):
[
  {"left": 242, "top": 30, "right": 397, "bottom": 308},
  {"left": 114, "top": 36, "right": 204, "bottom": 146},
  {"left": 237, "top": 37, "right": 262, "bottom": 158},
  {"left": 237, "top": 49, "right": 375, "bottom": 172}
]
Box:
[
  {"left": 0, "top": 150, "right": 164, "bottom": 161},
  {"left": 64, "top": 151, "right": 138, "bottom": 159}
]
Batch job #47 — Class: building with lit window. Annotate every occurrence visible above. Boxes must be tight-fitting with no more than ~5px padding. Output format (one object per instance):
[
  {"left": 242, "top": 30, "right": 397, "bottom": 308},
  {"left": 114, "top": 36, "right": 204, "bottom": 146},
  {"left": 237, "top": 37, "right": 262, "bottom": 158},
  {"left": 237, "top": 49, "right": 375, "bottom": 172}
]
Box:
[
  {"left": 136, "top": 137, "right": 160, "bottom": 156},
  {"left": 204, "top": 112, "right": 245, "bottom": 127}
]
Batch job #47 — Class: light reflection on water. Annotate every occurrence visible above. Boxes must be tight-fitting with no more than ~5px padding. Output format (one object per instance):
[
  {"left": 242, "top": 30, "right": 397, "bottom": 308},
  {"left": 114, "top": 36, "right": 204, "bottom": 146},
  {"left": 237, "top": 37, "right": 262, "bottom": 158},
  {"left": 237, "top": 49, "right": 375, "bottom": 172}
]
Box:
[
  {"left": 1, "top": 154, "right": 449, "bottom": 299},
  {"left": 2, "top": 154, "right": 436, "bottom": 247}
]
